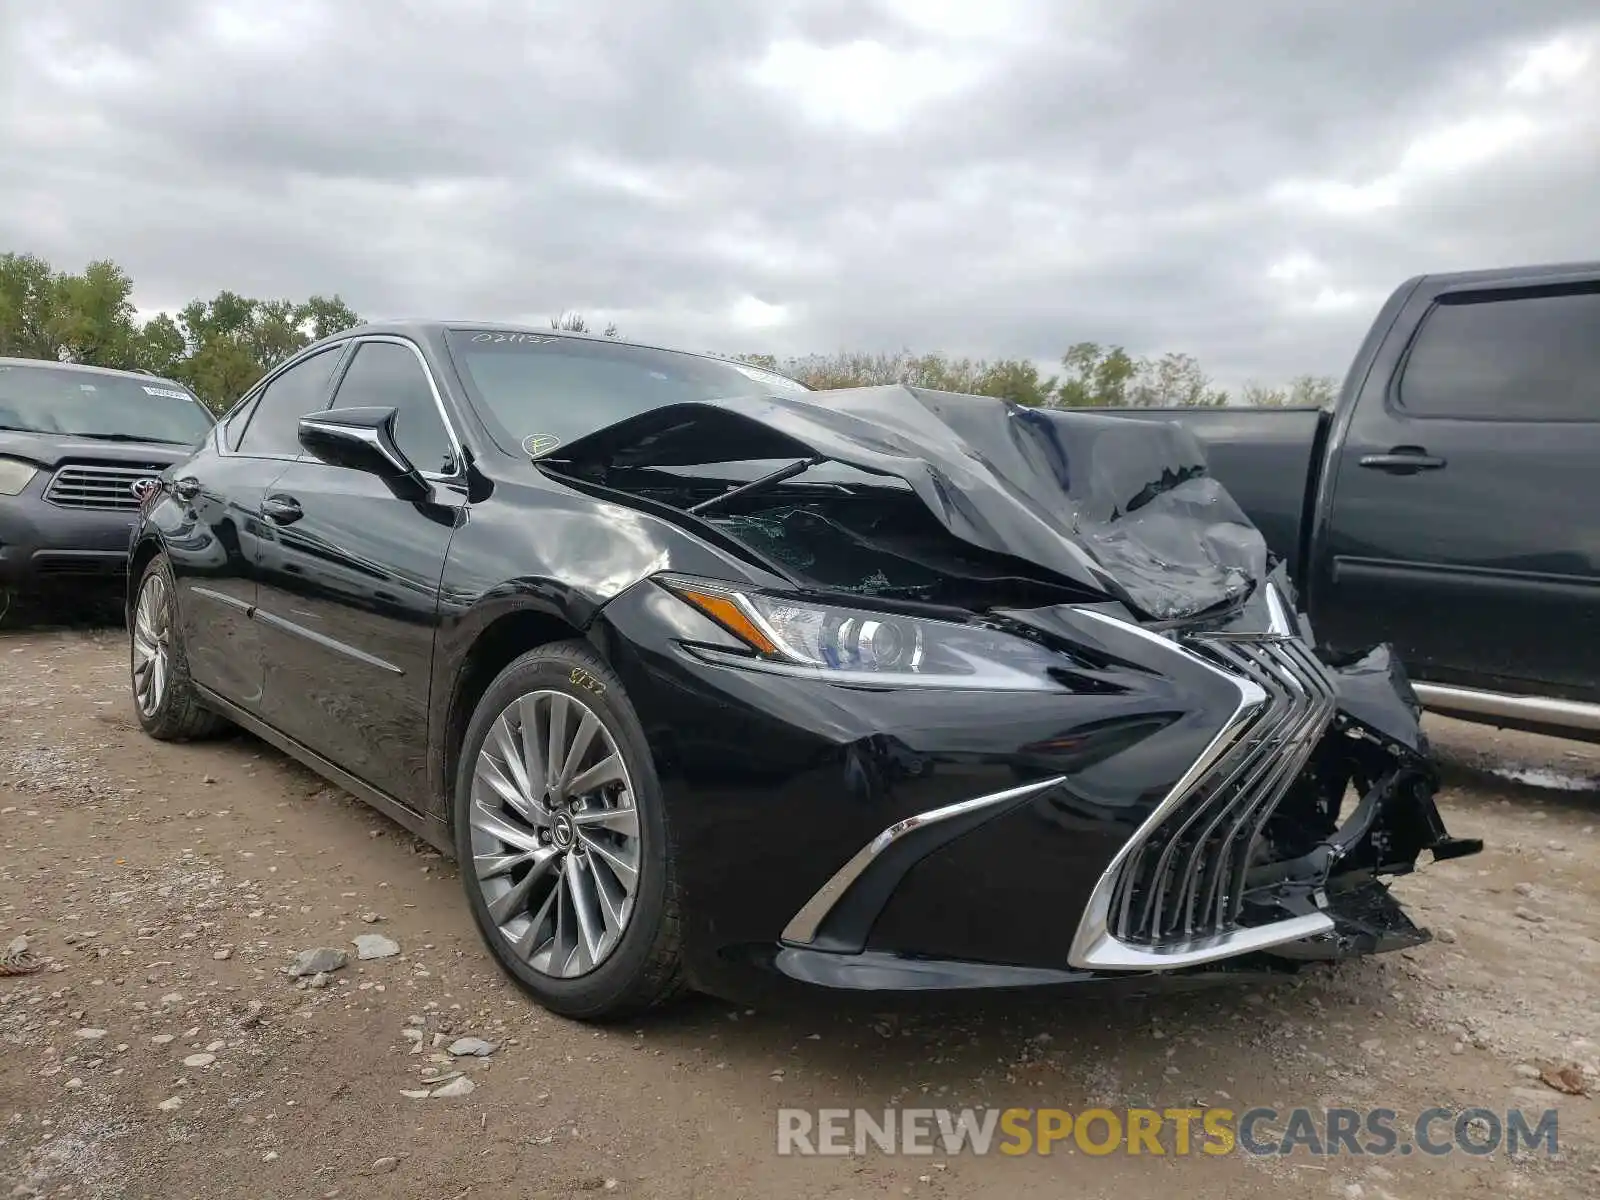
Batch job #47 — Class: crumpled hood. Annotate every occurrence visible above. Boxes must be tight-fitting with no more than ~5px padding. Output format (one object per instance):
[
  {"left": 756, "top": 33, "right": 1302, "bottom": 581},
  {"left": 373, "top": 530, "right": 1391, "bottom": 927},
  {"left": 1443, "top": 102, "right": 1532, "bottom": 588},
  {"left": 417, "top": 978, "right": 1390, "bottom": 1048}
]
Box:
[{"left": 547, "top": 385, "right": 1268, "bottom": 622}]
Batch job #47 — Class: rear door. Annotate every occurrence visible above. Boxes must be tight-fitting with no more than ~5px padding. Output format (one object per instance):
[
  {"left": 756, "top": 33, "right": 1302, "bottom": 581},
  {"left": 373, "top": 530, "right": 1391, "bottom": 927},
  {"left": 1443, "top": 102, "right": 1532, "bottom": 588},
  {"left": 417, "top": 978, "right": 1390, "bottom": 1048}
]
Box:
[
  {"left": 253, "top": 336, "right": 465, "bottom": 812},
  {"left": 1315, "top": 278, "right": 1600, "bottom": 699},
  {"left": 173, "top": 345, "right": 347, "bottom": 707}
]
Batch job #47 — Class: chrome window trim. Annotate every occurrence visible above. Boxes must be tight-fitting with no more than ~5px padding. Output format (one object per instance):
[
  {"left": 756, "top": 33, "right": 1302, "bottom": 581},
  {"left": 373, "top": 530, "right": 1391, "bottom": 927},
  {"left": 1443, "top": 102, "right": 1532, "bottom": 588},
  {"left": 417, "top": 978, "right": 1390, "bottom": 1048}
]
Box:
[
  {"left": 218, "top": 340, "right": 351, "bottom": 461},
  {"left": 214, "top": 335, "right": 467, "bottom": 482},
  {"left": 338, "top": 335, "right": 466, "bottom": 483}
]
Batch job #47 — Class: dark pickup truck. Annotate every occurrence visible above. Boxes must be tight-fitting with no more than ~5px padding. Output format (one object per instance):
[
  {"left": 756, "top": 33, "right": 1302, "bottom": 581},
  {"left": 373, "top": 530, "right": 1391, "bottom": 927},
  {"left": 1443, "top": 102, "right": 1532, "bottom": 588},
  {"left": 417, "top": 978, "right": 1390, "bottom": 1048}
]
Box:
[{"left": 1102, "top": 260, "right": 1600, "bottom": 743}]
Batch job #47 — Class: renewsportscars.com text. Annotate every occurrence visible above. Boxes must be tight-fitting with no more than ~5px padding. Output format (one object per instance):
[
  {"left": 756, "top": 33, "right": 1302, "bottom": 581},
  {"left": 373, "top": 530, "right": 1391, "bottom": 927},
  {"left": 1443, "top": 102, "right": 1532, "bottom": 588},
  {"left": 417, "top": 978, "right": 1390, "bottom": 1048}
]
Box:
[{"left": 775, "top": 1106, "right": 1561, "bottom": 1158}]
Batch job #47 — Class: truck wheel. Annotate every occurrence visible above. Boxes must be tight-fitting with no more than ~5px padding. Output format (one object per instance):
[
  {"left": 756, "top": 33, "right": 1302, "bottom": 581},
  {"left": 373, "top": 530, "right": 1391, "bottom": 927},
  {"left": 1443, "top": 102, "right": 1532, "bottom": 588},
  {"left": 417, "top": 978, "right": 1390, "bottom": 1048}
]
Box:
[
  {"left": 453, "top": 641, "right": 686, "bottom": 1020},
  {"left": 130, "top": 555, "right": 228, "bottom": 741}
]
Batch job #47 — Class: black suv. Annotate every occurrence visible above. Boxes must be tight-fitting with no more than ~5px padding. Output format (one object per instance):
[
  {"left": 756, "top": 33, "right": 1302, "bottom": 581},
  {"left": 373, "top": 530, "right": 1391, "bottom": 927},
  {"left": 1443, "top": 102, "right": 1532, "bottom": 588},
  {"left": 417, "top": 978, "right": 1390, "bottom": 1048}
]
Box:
[{"left": 0, "top": 358, "right": 214, "bottom": 595}]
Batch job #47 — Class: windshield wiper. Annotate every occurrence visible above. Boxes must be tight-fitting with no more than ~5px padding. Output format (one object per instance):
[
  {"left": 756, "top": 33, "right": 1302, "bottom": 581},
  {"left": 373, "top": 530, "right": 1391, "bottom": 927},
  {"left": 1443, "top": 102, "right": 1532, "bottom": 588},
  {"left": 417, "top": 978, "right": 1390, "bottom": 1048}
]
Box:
[
  {"left": 66, "top": 432, "right": 191, "bottom": 445},
  {"left": 686, "top": 456, "right": 827, "bottom": 516}
]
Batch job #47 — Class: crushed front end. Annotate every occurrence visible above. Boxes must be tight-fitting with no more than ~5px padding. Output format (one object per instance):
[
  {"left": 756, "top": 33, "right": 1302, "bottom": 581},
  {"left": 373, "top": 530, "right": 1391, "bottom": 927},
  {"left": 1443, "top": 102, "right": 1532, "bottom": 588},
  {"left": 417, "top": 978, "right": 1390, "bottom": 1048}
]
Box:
[
  {"left": 555, "top": 385, "right": 1482, "bottom": 996},
  {"left": 1055, "top": 588, "right": 1484, "bottom": 976}
]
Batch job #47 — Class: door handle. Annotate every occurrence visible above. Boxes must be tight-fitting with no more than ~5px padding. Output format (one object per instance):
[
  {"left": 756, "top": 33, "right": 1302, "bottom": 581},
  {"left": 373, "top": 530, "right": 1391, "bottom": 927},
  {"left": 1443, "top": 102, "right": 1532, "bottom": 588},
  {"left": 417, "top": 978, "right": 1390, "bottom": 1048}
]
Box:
[
  {"left": 1358, "top": 446, "right": 1447, "bottom": 474},
  {"left": 260, "top": 494, "right": 304, "bottom": 525},
  {"left": 172, "top": 476, "right": 201, "bottom": 501}
]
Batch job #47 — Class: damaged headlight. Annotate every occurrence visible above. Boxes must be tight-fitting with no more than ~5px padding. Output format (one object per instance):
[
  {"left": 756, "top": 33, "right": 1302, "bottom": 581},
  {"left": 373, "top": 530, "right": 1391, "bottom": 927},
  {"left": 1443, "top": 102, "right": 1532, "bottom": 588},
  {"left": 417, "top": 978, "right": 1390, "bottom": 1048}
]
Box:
[{"left": 658, "top": 575, "right": 1072, "bottom": 690}]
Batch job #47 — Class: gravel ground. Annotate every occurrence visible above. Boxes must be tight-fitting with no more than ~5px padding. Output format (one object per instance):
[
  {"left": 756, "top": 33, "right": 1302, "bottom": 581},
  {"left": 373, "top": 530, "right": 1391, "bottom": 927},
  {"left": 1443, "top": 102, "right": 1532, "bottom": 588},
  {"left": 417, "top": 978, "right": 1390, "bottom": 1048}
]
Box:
[{"left": 1, "top": 622, "right": 1596, "bottom": 1199}]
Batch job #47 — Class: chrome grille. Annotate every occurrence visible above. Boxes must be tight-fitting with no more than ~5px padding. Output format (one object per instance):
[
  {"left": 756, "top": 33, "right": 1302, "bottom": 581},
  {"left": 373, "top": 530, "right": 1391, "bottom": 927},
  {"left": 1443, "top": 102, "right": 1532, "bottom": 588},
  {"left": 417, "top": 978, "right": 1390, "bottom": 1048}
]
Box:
[
  {"left": 1109, "top": 634, "right": 1337, "bottom": 947},
  {"left": 44, "top": 464, "right": 163, "bottom": 511}
]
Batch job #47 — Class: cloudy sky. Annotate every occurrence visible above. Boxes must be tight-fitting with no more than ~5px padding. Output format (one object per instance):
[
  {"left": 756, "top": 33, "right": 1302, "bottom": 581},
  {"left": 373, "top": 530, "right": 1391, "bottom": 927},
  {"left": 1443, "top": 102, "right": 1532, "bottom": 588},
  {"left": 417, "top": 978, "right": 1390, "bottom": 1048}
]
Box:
[{"left": 3, "top": 1, "right": 1596, "bottom": 388}]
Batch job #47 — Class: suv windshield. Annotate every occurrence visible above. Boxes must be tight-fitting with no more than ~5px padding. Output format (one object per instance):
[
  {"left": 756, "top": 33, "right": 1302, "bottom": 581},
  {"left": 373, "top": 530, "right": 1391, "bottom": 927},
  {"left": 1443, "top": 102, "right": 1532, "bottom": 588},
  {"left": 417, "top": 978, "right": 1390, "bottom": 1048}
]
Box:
[
  {"left": 0, "top": 362, "right": 214, "bottom": 445},
  {"left": 445, "top": 331, "right": 809, "bottom": 454}
]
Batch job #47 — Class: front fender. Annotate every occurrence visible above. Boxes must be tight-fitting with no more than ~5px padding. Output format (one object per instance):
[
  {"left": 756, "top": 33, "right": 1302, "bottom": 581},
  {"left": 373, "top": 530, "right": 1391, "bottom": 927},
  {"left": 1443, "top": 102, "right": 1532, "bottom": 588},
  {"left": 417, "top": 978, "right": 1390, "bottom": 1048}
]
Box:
[{"left": 424, "top": 480, "right": 797, "bottom": 816}]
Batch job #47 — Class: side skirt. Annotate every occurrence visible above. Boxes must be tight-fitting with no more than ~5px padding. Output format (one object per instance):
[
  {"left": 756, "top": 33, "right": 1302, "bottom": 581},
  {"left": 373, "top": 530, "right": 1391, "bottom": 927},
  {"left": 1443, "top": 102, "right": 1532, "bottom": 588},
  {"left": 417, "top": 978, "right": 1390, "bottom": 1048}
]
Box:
[{"left": 195, "top": 684, "right": 454, "bottom": 857}]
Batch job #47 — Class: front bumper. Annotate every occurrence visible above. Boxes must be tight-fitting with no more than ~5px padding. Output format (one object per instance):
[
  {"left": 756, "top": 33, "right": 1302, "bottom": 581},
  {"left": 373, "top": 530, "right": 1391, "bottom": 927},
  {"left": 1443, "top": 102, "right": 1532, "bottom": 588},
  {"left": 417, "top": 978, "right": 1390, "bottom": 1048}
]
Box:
[
  {"left": 0, "top": 490, "right": 143, "bottom": 588},
  {"left": 592, "top": 580, "right": 1480, "bottom": 1002}
]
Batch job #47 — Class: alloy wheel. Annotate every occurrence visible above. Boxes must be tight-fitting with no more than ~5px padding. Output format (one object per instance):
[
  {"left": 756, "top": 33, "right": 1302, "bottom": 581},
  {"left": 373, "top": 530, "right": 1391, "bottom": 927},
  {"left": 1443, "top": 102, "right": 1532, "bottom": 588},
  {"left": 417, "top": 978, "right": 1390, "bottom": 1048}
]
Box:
[
  {"left": 468, "top": 689, "right": 642, "bottom": 978},
  {"left": 131, "top": 573, "right": 171, "bottom": 717}
]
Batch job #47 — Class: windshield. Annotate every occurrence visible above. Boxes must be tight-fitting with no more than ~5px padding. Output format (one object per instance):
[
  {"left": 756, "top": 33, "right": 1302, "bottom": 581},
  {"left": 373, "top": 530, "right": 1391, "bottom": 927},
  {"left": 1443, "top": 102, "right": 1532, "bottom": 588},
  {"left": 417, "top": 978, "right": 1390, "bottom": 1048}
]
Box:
[
  {"left": 445, "top": 331, "right": 809, "bottom": 454},
  {"left": 0, "top": 363, "right": 214, "bottom": 445}
]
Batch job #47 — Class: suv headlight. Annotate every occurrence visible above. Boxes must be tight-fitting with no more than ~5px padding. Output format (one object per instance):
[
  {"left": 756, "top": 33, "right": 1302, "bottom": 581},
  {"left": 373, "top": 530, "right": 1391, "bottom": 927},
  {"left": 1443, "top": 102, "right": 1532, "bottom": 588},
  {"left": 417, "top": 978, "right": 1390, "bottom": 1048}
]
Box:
[
  {"left": 0, "top": 457, "right": 39, "bottom": 496},
  {"left": 658, "top": 575, "right": 1075, "bottom": 690}
]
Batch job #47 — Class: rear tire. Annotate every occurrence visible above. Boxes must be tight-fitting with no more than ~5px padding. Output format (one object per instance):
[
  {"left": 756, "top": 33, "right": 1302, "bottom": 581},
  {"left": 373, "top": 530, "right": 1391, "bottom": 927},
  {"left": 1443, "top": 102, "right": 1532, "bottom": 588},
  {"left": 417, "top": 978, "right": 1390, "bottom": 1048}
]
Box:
[
  {"left": 453, "top": 640, "right": 685, "bottom": 1020},
  {"left": 130, "top": 554, "right": 228, "bottom": 741}
]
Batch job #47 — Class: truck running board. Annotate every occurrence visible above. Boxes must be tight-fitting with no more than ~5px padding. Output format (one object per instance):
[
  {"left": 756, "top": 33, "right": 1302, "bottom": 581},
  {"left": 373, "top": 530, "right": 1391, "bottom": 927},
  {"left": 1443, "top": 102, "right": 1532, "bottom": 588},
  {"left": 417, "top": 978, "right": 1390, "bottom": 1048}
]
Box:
[{"left": 1413, "top": 682, "right": 1600, "bottom": 737}]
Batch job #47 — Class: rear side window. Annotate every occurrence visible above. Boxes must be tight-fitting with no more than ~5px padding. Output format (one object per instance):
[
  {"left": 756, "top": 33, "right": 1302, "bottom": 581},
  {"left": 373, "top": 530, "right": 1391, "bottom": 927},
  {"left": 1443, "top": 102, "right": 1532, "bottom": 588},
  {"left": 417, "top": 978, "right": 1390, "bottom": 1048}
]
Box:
[
  {"left": 236, "top": 348, "right": 342, "bottom": 456},
  {"left": 1398, "top": 289, "right": 1600, "bottom": 420}
]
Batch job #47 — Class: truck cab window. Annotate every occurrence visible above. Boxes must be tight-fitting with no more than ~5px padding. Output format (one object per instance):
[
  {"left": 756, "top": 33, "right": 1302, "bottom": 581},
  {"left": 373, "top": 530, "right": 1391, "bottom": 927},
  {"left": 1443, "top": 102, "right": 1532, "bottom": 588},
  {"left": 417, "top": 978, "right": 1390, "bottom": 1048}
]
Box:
[{"left": 1399, "top": 289, "right": 1600, "bottom": 421}]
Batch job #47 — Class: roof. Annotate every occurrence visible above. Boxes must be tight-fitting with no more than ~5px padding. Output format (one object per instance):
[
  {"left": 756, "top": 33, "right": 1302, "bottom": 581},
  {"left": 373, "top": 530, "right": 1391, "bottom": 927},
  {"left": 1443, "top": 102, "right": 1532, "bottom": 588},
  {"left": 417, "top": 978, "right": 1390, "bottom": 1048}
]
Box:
[
  {"left": 308, "top": 320, "right": 806, "bottom": 387},
  {"left": 1417, "top": 259, "right": 1600, "bottom": 287}
]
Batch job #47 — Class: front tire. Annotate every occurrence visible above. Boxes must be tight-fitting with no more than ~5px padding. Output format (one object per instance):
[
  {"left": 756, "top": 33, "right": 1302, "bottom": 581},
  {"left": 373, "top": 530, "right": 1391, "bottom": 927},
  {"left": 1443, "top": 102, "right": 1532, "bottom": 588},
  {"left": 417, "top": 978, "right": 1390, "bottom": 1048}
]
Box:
[
  {"left": 453, "top": 641, "right": 684, "bottom": 1020},
  {"left": 130, "top": 554, "right": 228, "bottom": 741}
]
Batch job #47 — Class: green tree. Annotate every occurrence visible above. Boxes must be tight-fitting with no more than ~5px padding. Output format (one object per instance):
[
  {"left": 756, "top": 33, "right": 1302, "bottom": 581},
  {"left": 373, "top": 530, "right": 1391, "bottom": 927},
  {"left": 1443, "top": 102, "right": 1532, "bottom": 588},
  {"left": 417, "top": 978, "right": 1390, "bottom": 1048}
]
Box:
[
  {"left": 52, "top": 259, "right": 142, "bottom": 367},
  {"left": 5, "top": 245, "right": 1352, "bottom": 419},
  {"left": 0, "top": 253, "right": 145, "bottom": 368},
  {"left": 1055, "top": 342, "right": 1141, "bottom": 407},
  {"left": 163, "top": 289, "right": 364, "bottom": 410},
  {"left": 740, "top": 350, "right": 1056, "bottom": 405},
  {"left": 1130, "top": 352, "right": 1228, "bottom": 408},
  {"left": 551, "top": 311, "right": 619, "bottom": 337},
  {"left": 1287, "top": 374, "right": 1338, "bottom": 407},
  {"left": 0, "top": 252, "right": 59, "bottom": 360},
  {"left": 135, "top": 312, "right": 187, "bottom": 376},
  {"left": 1239, "top": 382, "right": 1289, "bottom": 407},
  {"left": 298, "top": 295, "right": 363, "bottom": 342}
]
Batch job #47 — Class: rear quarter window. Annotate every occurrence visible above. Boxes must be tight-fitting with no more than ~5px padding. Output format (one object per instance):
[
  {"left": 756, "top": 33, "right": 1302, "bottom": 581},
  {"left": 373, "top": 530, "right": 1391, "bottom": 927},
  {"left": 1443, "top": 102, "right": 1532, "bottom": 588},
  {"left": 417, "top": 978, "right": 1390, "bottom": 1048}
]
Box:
[{"left": 1398, "top": 288, "right": 1600, "bottom": 421}]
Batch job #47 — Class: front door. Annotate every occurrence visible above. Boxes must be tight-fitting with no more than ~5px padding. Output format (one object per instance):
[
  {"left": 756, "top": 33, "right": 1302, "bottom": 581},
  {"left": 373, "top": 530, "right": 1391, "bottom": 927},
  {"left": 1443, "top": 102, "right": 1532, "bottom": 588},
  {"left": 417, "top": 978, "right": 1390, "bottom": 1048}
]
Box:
[
  {"left": 253, "top": 337, "right": 466, "bottom": 812},
  {"left": 1316, "top": 281, "right": 1600, "bottom": 700}
]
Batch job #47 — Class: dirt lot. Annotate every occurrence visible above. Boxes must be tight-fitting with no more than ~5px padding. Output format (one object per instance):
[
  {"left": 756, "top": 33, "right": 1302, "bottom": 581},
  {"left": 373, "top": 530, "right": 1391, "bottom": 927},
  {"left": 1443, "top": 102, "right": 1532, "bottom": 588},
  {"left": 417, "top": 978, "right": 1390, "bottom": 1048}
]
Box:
[{"left": 1, "top": 622, "right": 1596, "bottom": 1199}]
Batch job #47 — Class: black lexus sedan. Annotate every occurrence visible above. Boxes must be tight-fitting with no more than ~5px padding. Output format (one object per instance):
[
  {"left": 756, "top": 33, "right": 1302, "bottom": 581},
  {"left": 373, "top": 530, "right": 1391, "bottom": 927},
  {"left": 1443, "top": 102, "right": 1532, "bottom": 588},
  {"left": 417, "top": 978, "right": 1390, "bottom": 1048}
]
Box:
[{"left": 126, "top": 322, "right": 1479, "bottom": 1019}]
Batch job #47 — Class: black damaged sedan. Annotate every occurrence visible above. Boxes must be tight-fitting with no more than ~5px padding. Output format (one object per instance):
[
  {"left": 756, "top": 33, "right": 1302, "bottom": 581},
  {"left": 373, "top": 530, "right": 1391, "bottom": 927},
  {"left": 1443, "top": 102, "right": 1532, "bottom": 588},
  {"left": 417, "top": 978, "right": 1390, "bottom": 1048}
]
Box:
[{"left": 127, "top": 323, "right": 1480, "bottom": 1019}]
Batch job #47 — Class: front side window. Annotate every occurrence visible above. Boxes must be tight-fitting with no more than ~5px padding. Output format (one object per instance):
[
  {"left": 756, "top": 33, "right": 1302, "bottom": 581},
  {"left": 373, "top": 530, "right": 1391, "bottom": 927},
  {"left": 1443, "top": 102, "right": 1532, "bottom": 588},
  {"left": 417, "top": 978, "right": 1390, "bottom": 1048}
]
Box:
[
  {"left": 1399, "top": 288, "right": 1600, "bottom": 420},
  {"left": 330, "top": 341, "right": 456, "bottom": 475},
  {"left": 235, "top": 348, "right": 342, "bottom": 457},
  {"left": 0, "top": 364, "right": 214, "bottom": 445}
]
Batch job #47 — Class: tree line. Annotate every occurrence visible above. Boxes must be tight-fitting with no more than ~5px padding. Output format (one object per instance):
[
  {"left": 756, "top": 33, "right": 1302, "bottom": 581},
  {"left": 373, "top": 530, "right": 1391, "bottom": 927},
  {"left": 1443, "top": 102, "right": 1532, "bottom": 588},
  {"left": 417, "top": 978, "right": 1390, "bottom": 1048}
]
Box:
[{"left": 2, "top": 252, "right": 1336, "bottom": 412}]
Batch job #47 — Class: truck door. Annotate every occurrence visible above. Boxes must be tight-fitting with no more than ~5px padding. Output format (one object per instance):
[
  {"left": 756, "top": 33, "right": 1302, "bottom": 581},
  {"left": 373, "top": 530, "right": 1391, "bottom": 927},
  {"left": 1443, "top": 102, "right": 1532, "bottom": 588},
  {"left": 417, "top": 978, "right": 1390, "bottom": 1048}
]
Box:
[{"left": 1315, "top": 279, "right": 1600, "bottom": 700}]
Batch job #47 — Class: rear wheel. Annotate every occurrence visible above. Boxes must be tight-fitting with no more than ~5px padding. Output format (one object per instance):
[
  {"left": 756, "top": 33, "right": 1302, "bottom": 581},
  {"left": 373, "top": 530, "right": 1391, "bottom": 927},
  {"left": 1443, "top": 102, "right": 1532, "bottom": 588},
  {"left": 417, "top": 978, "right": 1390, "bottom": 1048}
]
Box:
[
  {"left": 453, "top": 641, "right": 684, "bottom": 1020},
  {"left": 130, "top": 555, "right": 228, "bottom": 741}
]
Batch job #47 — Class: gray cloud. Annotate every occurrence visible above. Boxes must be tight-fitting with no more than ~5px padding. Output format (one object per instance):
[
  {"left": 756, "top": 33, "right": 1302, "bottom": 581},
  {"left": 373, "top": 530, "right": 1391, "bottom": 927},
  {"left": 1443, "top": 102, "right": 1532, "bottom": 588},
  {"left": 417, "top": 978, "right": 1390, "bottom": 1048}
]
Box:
[{"left": 3, "top": 0, "right": 1596, "bottom": 388}]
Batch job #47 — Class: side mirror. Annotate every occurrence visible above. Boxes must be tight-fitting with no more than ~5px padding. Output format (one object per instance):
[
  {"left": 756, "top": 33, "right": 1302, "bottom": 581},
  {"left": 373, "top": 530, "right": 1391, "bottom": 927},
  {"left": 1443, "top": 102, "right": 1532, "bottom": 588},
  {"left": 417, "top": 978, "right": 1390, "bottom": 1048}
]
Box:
[{"left": 298, "top": 406, "right": 430, "bottom": 500}]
